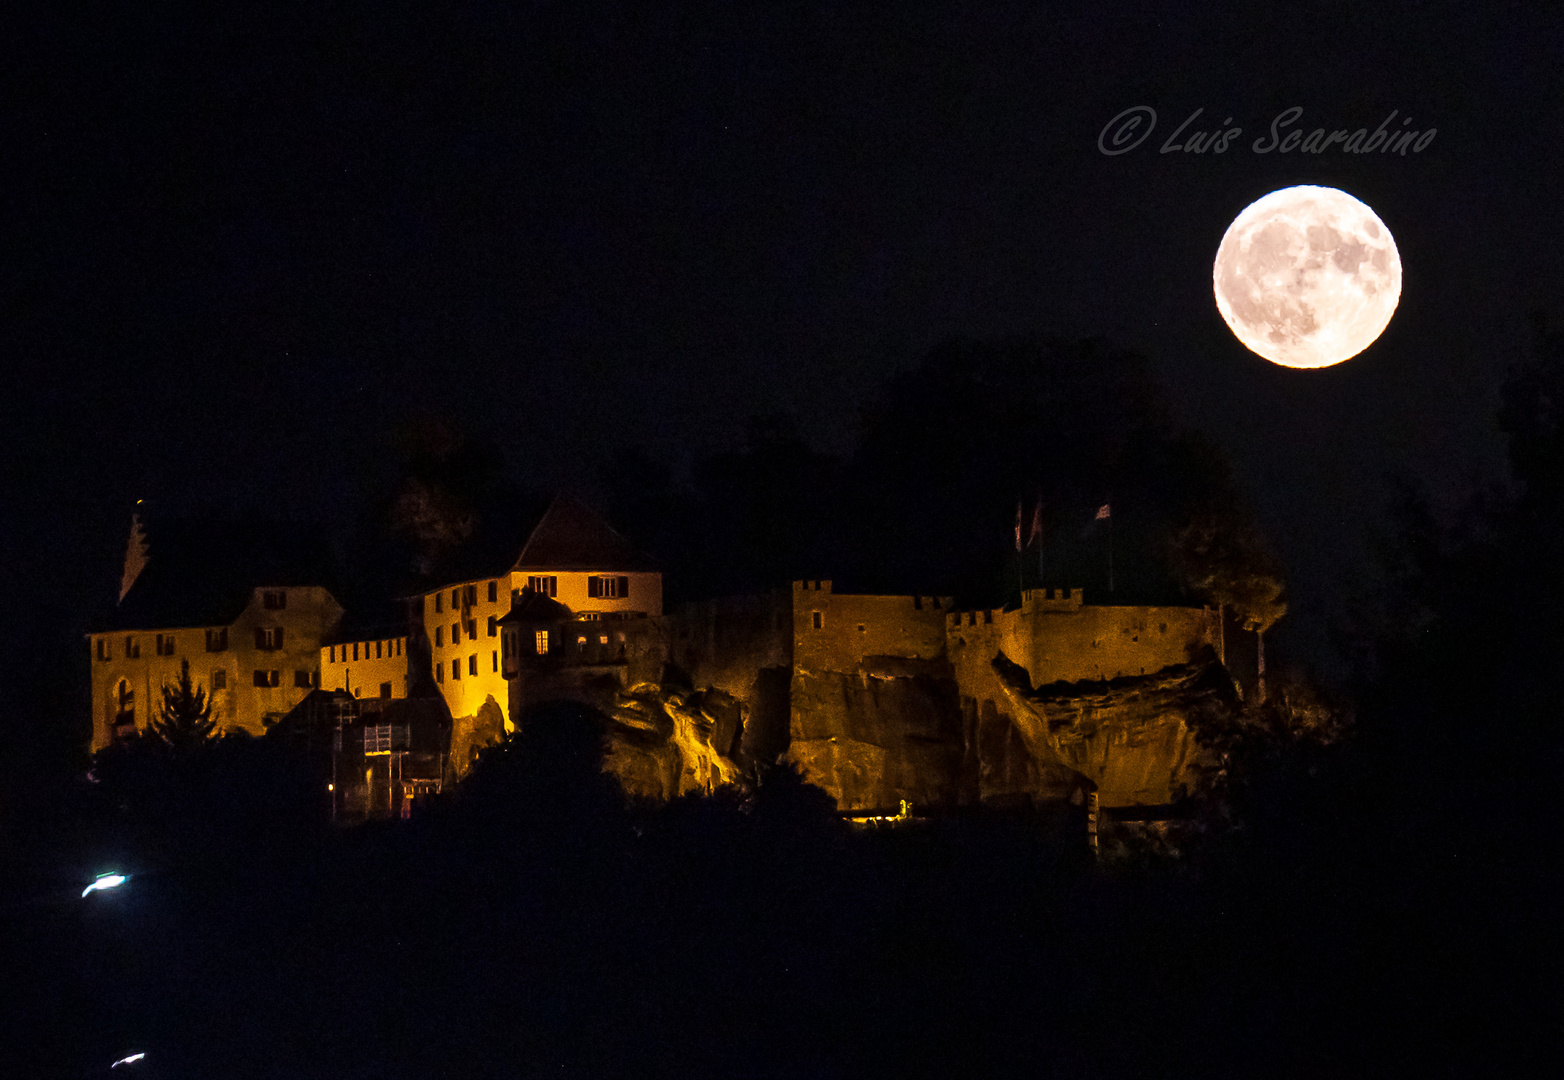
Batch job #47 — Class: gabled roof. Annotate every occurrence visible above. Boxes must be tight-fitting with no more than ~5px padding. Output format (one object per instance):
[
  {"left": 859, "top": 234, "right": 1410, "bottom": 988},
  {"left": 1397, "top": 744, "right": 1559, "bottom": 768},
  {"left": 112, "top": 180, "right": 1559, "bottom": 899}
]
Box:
[
  {"left": 497, "top": 587, "right": 572, "bottom": 625},
  {"left": 511, "top": 494, "right": 657, "bottom": 573}
]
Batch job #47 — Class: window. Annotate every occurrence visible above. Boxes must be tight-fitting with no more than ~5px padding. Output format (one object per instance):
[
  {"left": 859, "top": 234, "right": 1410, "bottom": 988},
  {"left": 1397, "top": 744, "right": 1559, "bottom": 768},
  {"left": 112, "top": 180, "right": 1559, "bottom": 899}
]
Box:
[
  {"left": 396, "top": 639, "right": 402, "bottom": 656},
  {"left": 262, "top": 590, "right": 287, "bottom": 610},
  {"left": 329, "top": 646, "right": 336, "bottom": 663},
  {"left": 812, "top": 611, "right": 822, "bottom": 630},
  {"left": 587, "top": 576, "right": 630, "bottom": 599},
  {"left": 125, "top": 636, "right": 140, "bottom": 658},
  {"left": 535, "top": 630, "right": 549, "bottom": 655},
  {"left": 492, "top": 651, "right": 498, "bottom": 672},
  {"left": 434, "top": 592, "right": 443, "bottom": 613},
  {"left": 435, "top": 626, "right": 443, "bottom": 647},
  {"left": 436, "top": 663, "right": 444, "bottom": 684},
  {"left": 212, "top": 669, "right": 227, "bottom": 691},
  {"left": 452, "top": 588, "right": 460, "bottom": 608},
  {"left": 254, "top": 669, "right": 281, "bottom": 687},
  {"left": 452, "top": 621, "right": 461, "bottom": 642},
  {"left": 488, "top": 580, "right": 498, "bottom": 602},
  {"left": 598, "top": 634, "right": 608, "bottom": 645},
  {"left": 352, "top": 642, "right": 360, "bottom": 661},
  {"left": 466, "top": 620, "right": 477, "bottom": 640},
  {"left": 577, "top": 635, "right": 587, "bottom": 646},
  {"left": 452, "top": 659, "right": 461, "bottom": 680},
  {"left": 528, "top": 576, "right": 557, "bottom": 597},
  {"left": 96, "top": 638, "right": 110, "bottom": 661},
  {"left": 487, "top": 615, "right": 497, "bottom": 637},
  {"left": 205, "top": 627, "right": 228, "bottom": 652},
  {"left": 255, "top": 627, "right": 284, "bottom": 651},
  {"left": 375, "top": 640, "right": 383, "bottom": 659},
  {"left": 465, "top": 585, "right": 477, "bottom": 606},
  {"left": 294, "top": 670, "right": 314, "bottom": 688},
  {"left": 155, "top": 633, "right": 175, "bottom": 656},
  {"left": 468, "top": 654, "right": 477, "bottom": 676},
  {"left": 380, "top": 681, "right": 392, "bottom": 699}
]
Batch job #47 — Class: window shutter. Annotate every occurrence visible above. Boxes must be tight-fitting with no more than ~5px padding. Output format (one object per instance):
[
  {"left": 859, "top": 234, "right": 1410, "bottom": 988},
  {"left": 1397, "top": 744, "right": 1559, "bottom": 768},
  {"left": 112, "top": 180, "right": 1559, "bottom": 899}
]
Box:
[
  {"left": 588, "top": 577, "right": 600, "bottom": 598},
  {"left": 618, "top": 576, "right": 630, "bottom": 598},
  {"left": 275, "top": 627, "right": 284, "bottom": 650},
  {"left": 255, "top": 628, "right": 267, "bottom": 649}
]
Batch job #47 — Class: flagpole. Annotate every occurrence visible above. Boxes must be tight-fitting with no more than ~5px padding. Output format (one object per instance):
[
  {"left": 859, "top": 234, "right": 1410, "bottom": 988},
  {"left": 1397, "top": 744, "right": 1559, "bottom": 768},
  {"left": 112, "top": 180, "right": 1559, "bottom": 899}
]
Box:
[{"left": 1108, "top": 507, "right": 1114, "bottom": 594}]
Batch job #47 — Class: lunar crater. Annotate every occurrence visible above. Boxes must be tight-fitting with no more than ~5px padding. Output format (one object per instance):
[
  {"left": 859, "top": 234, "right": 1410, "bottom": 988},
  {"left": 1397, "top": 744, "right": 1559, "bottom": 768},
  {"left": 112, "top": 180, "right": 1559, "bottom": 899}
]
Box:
[{"left": 1213, "top": 185, "right": 1400, "bottom": 368}]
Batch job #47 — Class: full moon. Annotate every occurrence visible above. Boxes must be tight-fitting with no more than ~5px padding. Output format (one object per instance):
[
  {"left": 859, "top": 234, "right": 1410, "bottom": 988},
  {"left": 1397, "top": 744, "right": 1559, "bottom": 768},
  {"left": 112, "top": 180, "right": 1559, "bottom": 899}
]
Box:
[{"left": 1213, "top": 185, "right": 1401, "bottom": 369}]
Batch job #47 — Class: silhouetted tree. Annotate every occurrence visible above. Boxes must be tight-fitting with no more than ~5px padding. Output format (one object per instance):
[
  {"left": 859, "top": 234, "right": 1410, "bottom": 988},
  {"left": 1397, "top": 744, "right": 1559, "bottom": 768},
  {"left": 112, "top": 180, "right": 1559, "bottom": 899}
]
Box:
[{"left": 149, "top": 658, "right": 217, "bottom": 753}]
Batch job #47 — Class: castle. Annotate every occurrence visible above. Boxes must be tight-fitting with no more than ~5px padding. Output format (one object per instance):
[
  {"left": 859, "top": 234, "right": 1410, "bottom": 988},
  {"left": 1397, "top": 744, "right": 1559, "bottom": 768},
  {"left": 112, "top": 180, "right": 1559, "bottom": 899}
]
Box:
[{"left": 90, "top": 495, "right": 1250, "bottom": 818}]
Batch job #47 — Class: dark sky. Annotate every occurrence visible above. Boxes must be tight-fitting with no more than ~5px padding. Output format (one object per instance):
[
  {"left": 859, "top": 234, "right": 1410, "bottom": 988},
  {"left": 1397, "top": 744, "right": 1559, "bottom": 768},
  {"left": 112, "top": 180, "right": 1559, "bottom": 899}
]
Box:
[{"left": 5, "top": 2, "right": 1563, "bottom": 700}]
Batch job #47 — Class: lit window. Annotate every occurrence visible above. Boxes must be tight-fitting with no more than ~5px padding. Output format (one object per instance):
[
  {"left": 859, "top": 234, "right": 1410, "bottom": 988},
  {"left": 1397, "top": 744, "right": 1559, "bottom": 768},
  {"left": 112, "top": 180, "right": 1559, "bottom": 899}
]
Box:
[
  {"left": 577, "top": 635, "right": 587, "bottom": 646},
  {"left": 599, "top": 635, "right": 608, "bottom": 645},
  {"left": 535, "top": 630, "right": 549, "bottom": 655}
]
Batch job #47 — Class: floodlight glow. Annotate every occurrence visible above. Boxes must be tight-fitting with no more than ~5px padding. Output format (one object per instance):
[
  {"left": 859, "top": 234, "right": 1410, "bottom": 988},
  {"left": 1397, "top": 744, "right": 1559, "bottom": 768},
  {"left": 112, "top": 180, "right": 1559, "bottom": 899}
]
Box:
[
  {"left": 111, "top": 1052, "right": 146, "bottom": 1067},
  {"left": 82, "top": 873, "right": 128, "bottom": 897}
]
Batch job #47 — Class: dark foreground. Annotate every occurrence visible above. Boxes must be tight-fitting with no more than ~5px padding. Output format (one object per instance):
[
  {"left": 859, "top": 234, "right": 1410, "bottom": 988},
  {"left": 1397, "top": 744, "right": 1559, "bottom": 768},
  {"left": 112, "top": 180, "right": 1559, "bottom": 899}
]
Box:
[{"left": 0, "top": 730, "right": 1548, "bottom": 1080}]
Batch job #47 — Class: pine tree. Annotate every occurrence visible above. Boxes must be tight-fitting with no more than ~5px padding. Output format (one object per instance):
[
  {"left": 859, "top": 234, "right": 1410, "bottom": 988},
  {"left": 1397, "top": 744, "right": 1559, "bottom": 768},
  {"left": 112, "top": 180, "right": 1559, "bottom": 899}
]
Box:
[{"left": 151, "top": 658, "right": 218, "bottom": 753}]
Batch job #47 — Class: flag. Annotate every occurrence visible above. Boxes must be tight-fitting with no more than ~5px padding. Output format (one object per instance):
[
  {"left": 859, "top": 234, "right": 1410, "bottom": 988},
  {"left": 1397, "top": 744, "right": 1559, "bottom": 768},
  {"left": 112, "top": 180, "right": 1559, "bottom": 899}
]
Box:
[
  {"left": 1014, "top": 501, "right": 1023, "bottom": 552},
  {"left": 1095, "top": 503, "right": 1111, "bottom": 521},
  {"left": 1028, "top": 498, "right": 1044, "bottom": 546}
]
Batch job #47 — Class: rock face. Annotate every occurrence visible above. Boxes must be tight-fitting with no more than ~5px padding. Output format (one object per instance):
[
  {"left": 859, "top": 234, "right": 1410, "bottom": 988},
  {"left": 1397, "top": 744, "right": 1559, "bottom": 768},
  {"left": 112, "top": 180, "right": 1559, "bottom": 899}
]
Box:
[
  {"left": 601, "top": 683, "right": 749, "bottom": 801},
  {"left": 988, "top": 650, "right": 1237, "bottom": 807},
  {"left": 788, "top": 665, "right": 964, "bottom": 813},
  {"left": 486, "top": 584, "right": 1242, "bottom": 814}
]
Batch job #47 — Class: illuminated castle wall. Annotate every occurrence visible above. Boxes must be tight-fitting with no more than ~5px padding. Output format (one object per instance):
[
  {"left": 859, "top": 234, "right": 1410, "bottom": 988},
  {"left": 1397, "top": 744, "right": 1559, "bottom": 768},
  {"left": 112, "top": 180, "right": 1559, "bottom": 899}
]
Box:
[
  {"left": 90, "top": 498, "right": 1239, "bottom": 814},
  {"left": 88, "top": 585, "right": 344, "bottom": 750}
]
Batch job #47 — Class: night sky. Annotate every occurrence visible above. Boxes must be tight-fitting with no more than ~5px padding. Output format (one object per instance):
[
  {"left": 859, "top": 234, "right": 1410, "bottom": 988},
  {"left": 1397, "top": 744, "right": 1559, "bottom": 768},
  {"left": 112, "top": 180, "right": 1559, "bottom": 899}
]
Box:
[{"left": 6, "top": 3, "right": 1563, "bottom": 708}]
